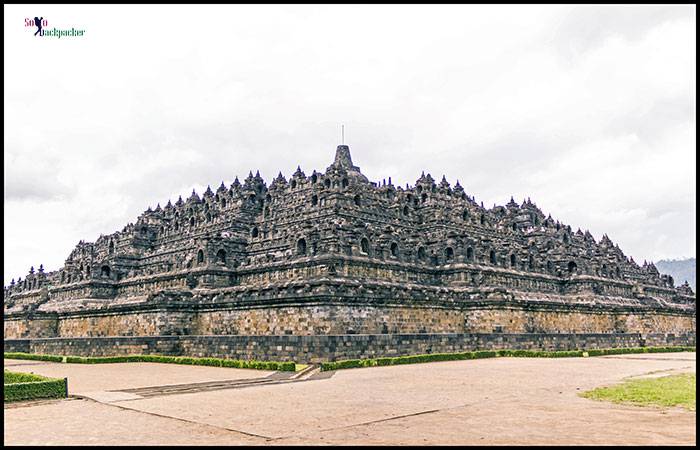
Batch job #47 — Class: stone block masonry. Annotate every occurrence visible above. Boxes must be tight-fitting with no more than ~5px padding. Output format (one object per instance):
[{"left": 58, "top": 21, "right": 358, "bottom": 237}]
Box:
[
  {"left": 4, "top": 333, "right": 695, "bottom": 363},
  {"left": 3, "top": 300, "right": 695, "bottom": 340}
]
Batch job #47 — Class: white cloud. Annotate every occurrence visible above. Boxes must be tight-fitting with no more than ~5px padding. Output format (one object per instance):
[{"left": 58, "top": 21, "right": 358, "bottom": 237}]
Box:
[{"left": 3, "top": 4, "right": 695, "bottom": 284}]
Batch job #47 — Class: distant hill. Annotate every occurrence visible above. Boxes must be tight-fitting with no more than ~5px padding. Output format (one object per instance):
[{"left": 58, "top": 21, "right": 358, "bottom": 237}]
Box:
[{"left": 655, "top": 258, "right": 696, "bottom": 291}]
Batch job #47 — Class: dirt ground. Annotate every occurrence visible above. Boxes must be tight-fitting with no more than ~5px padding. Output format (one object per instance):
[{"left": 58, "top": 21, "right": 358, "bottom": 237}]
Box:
[{"left": 4, "top": 352, "right": 696, "bottom": 445}]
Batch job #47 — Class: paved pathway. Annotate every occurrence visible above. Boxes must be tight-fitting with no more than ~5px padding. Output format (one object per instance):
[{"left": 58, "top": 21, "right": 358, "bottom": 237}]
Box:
[{"left": 4, "top": 353, "right": 696, "bottom": 445}]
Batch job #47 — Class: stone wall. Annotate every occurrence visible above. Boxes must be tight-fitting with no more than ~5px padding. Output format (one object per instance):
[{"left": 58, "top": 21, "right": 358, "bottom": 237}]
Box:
[
  {"left": 4, "top": 304, "right": 694, "bottom": 339},
  {"left": 4, "top": 332, "right": 695, "bottom": 363},
  {"left": 3, "top": 317, "right": 59, "bottom": 339},
  {"left": 56, "top": 311, "right": 195, "bottom": 337},
  {"left": 4, "top": 320, "right": 27, "bottom": 339},
  {"left": 461, "top": 308, "right": 695, "bottom": 334},
  {"left": 193, "top": 305, "right": 466, "bottom": 335}
]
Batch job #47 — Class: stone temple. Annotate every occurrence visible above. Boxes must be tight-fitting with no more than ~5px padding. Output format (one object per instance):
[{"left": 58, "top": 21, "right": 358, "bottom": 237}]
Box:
[{"left": 4, "top": 145, "right": 696, "bottom": 361}]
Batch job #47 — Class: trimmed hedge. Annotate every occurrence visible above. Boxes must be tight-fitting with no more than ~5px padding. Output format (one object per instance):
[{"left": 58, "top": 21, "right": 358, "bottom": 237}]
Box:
[
  {"left": 4, "top": 370, "right": 67, "bottom": 402},
  {"left": 3, "top": 352, "right": 63, "bottom": 363},
  {"left": 4, "top": 352, "right": 295, "bottom": 372},
  {"left": 585, "top": 346, "right": 695, "bottom": 357},
  {"left": 498, "top": 349, "right": 585, "bottom": 358},
  {"left": 4, "top": 370, "right": 49, "bottom": 384},
  {"left": 320, "top": 346, "right": 696, "bottom": 371}
]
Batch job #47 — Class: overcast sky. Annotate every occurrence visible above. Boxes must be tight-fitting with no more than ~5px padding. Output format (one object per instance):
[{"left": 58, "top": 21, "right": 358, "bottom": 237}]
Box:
[{"left": 3, "top": 5, "right": 696, "bottom": 285}]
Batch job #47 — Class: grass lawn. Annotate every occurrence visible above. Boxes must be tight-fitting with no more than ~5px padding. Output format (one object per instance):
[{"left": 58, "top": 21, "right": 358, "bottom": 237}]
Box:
[{"left": 581, "top": 373, "right": 695, "bottom": 411}]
